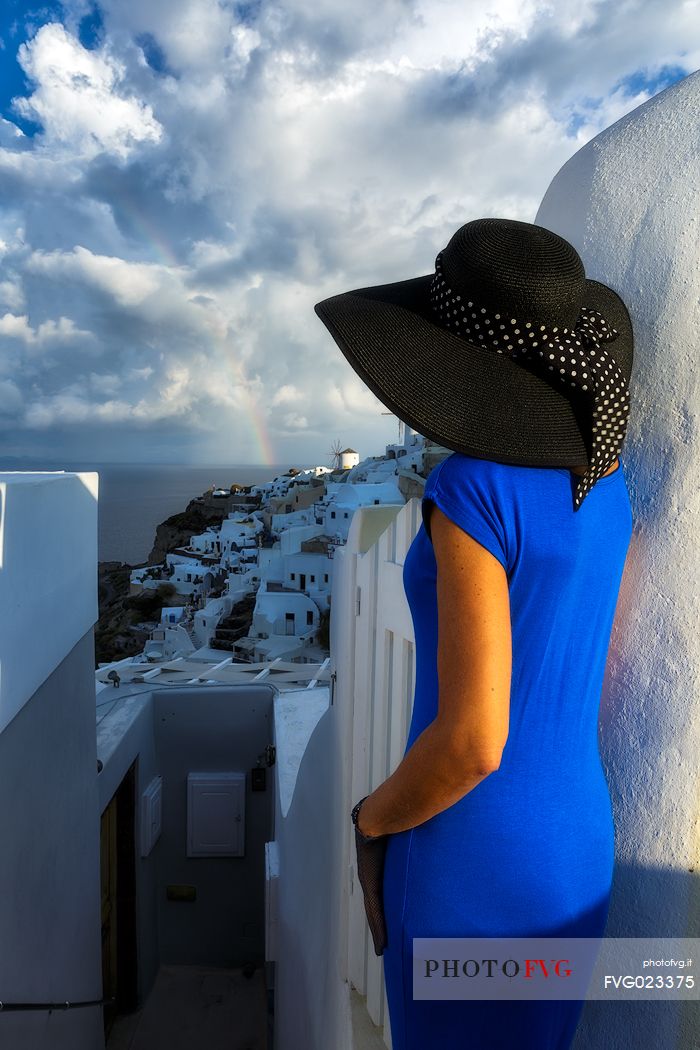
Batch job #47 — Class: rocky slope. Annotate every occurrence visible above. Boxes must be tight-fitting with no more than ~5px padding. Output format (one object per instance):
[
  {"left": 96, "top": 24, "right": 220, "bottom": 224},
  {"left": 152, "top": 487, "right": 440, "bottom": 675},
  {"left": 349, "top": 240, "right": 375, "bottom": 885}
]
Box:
[
  {"left": 95, "top": 496, "right": 234, "bottom": 668},
  {"left": 146, "top": 498, "right": 230, "bottom": 565},
  {"left": 95, "top": 561, "right": 152, "bottom": 667}
]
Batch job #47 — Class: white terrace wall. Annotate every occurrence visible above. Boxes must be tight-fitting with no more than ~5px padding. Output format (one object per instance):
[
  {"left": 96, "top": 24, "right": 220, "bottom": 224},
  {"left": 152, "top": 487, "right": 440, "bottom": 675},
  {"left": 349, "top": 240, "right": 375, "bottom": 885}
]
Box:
[
  {"left": 269, "top": 500, "right": 418, "bottom": 1050},
  {"left": 0, "top": 473, "right": 102, "bottom": 1050},
  {"left": 331, "top": 499, "right": 421, "bottom": 1049},
  {"left": 536, "top": 70, "right": 700, "bottom": 1050}
]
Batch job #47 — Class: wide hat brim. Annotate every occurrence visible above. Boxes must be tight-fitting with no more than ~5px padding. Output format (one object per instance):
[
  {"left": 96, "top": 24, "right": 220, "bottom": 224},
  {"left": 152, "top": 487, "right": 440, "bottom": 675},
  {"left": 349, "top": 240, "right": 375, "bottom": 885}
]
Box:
[{"left": 314, "top": 272, "right": 634, "bottom": 467}]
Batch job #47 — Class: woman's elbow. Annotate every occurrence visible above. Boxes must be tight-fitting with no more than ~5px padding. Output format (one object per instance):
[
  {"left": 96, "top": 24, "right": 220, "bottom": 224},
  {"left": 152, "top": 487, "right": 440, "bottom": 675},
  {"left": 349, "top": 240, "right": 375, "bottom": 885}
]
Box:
[
  {"left": 467, "top": 750, "right": 503, "bottom": 778},
  {"left": 434, "top": 726, "right": 506, "bottom": 782}
]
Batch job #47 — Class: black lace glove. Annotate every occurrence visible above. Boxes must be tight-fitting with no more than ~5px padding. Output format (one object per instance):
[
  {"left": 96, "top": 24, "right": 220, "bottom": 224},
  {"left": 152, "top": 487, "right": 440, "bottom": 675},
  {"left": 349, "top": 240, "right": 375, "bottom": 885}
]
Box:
[{"left": 351, "top": 795, "right": 389, "bottom": 956}]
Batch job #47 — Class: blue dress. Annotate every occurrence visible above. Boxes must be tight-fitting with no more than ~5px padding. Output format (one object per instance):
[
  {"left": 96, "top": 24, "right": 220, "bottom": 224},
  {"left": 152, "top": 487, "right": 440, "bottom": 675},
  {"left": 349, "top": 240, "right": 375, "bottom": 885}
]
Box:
[{"left": 382, "top": 451, "right": 633, "bottom": 1049}]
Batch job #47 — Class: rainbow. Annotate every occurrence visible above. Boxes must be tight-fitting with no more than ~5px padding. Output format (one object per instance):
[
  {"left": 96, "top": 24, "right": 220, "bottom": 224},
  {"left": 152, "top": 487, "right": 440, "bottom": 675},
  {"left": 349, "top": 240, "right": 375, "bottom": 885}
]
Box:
[{"left": 117, "top": 199, "right": 276, "bottom": 466}]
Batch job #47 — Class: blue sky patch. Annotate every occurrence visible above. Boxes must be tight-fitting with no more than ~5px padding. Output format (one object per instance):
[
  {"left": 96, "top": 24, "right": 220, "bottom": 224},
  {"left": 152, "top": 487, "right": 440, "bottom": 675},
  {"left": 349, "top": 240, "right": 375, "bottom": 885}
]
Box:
[
  {"left": 77, "top": 2, "right": 104, "bottom": 50},
  {"left": 0, "top": 1, "right": 63, "bottom": 135},
  {"left": 616, "top": 64, "right": 687, "bottom": 97},
  {"left": 135, "top": 31, "right": 172, "bottom": 76}
]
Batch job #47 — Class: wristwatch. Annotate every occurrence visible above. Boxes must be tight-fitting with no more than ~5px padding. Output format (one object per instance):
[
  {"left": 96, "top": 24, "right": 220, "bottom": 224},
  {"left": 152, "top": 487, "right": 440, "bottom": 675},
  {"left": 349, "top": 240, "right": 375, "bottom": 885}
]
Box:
[{"left": 351, "top": 794, "right": 384, "bottom": 842}]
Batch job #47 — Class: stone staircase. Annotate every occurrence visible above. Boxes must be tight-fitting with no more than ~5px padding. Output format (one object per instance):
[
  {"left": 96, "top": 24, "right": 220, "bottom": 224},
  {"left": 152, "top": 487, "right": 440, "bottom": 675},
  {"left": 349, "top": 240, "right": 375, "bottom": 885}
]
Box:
[{"left": 211, "top": 592, "right": 257, "bottom": 651}]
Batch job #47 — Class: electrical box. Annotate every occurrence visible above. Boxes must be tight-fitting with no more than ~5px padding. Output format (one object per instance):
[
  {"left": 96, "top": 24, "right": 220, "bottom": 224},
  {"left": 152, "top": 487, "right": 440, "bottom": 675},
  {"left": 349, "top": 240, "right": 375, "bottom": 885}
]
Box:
[
  {"left": 141, "top": 775, "right": 163, "bottom": 857},
  {"left": 186, "top": 772, "right": 245, "bottom": 857}
]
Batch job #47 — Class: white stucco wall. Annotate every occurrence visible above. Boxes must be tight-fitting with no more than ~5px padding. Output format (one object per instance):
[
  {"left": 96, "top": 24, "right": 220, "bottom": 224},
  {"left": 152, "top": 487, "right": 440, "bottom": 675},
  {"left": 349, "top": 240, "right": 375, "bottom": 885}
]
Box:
[
  {"left": 284, "top": 551, "right": 332, "bottom": 593},
  {"left": 0, "top": 472, "right": 102, "bottom": 1049},
  {"left": 253, "top": 589, "right": 320, "bottom": 639},
  {"left": 279, "top": 524, "right": 326, "bottom": 554},
  {"left": 0, "top": 472, "right": 98, "bottom": 733},
  {"left": 536, "top": 70, "right": 700, "bottom": 1050},
  {"left": 271, "top": 687, "right": 353, "bottom": 1050},
  {"left": 271, "top": 502, "right": 412, "bottom": 1050}
]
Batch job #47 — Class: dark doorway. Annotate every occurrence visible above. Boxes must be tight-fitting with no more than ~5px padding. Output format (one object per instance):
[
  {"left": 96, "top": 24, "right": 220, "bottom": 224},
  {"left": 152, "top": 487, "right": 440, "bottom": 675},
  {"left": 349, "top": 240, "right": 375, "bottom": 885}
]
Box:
[{"left": 101, "top": 760, "right": 139, "bottom": 1041}]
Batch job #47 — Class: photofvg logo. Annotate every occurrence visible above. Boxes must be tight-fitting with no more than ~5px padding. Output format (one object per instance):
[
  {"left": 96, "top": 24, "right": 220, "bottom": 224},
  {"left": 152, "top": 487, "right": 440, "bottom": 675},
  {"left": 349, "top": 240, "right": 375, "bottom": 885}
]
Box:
[
  {"left": 413, "top": 937, "right": 597, "bottom": 1001},
  {"left": 413, "top": 937, "right": 700, "bottom": 1001},
  {"left": 424, "top": 954, "right": 574, "bottom": 981}
]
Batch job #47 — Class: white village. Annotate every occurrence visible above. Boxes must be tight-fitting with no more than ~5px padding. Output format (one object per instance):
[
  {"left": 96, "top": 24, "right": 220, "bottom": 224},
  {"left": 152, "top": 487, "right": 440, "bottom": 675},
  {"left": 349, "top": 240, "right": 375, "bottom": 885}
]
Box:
[{"left": 97, "top": 431, "right": 428, "bottom": 688}]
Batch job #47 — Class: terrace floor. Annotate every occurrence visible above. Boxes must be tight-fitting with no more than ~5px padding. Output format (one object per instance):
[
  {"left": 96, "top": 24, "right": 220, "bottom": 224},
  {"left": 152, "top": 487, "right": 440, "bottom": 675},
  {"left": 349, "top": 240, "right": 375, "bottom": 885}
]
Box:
[{"left": 106, "top": 963, "right": 270, "bottom": 1050}]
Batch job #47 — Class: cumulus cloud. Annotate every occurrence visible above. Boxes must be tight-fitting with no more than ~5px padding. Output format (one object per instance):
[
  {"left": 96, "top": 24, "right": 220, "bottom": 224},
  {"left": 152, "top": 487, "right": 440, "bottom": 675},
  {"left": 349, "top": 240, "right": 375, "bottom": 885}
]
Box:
[
  {"left": 0, "top": 116, "right": 26, "bottom": 147},
  {"left": 0, "top": 278, "right": 26, "bottom": 311},
  {"left": 0, "top": 379, "right": 23, "bottom": 416},
  {"left": 13, "top": 22, "right": 163, "bottom": 160},
  {"left": 0, "top": 0, "right": 698, "bottom": 462},
  {"left": 0, "top": 310, "right": 94, "bottom": 349},
  {"left": 27, "top": 245, "right": 172, "bottom": 308}
]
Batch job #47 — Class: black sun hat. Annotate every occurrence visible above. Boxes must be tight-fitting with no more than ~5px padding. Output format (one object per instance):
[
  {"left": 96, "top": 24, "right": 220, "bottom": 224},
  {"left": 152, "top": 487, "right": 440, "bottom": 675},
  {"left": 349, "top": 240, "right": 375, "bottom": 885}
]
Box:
[{"left": 314, "top": 217, "right": 634, "bottom": 511}]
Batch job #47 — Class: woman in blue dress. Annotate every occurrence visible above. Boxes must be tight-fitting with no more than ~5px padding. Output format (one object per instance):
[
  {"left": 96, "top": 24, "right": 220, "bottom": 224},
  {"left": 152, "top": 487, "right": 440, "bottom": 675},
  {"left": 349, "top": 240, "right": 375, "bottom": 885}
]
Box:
[{"left": 314, "top": 217, "right": 634, "bottom": 1049}]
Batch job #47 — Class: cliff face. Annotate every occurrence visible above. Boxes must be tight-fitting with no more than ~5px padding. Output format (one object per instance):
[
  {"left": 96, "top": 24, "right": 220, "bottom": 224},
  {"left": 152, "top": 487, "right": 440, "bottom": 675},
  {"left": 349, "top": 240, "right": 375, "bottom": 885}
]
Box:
[
  {"left": 146, "top": 499, "right": 229, "bottom": 565},
  {"left": 95, "top": 485, "right": 267, "bottom": 668},
  {"left": 95, "top": 561, "right": 151, "bottom": 666},
  {"left": 96, "top": 496, "right": 230, "bottom": 668}
]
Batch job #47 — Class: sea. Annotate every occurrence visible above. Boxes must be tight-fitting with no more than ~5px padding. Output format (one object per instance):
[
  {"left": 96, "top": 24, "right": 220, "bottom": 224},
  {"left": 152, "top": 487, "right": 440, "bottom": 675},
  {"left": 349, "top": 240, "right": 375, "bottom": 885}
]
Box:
[{"left": 0, "top": 461, "right": 315, "bottom": 565}]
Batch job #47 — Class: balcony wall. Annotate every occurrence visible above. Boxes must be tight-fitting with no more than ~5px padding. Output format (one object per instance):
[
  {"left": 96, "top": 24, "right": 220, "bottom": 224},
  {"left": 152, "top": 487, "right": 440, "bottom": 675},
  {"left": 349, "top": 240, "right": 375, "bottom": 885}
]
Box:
[
  {"left": 0, "top": 471, "right": 98, "bottom": 733},
  {"left": 270, "top": 500, "right": 414, "bottom": 1050},
  {"left": 269, "top": 687, "right": 339, "bottom": 1050},
  {"left": 0, "top": 472, "right": 102, "bottom": 1050}
]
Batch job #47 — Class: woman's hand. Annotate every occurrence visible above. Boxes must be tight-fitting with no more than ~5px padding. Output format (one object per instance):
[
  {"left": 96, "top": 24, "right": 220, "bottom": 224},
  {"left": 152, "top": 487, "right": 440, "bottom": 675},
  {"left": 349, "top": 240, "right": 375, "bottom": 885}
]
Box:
[{"left": 355, "top": 793, "right": 384, "bottom": 839}]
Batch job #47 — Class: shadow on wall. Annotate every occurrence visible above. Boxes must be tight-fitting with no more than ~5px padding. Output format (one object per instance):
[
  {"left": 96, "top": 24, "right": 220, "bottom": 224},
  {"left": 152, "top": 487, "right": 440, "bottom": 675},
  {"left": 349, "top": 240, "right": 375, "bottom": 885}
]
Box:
[{"left": 536, "top": 67, "right": 700, "bottom": 1050}]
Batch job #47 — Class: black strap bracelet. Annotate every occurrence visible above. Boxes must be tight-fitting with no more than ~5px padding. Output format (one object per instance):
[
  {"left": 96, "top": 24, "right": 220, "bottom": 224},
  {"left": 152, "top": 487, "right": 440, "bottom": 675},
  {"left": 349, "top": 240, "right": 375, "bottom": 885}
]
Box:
[{"left": 351, "top": 794, "right": 386, "bottom": 841}]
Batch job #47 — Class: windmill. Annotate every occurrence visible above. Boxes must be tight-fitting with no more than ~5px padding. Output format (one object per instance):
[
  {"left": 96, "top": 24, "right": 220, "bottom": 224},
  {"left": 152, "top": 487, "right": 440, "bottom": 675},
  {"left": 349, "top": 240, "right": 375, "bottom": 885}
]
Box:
[
  {"left": 381, "top": 410, "right": 405, "bottom": 446},
  {"left": 328, "top": 438, "right": 344, "bottom": 471}
]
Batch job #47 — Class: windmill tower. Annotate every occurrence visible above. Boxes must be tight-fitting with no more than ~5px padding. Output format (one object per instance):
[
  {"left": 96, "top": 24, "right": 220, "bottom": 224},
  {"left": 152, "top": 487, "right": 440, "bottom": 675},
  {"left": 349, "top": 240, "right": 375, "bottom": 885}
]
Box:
[{"left": 328, "top": 438, "right": 343, "bottom": 471}]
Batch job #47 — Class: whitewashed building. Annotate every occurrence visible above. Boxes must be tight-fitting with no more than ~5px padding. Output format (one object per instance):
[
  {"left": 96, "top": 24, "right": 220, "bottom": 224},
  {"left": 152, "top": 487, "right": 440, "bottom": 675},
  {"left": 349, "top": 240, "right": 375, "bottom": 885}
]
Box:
[
  {"left": 191, "top": 595, "right": 229, "bottom": 648},
  {"left": 339, "top": 447, "right": 360, "bottom": 470},
  {"left": 321, "top": 481, "right": 404, "bottom": 541},
  {"left": 164, "top": 565, "right": 205, "bottom": 595},
  {"left": 251, "top": 587, "right": 321, "bottom": 650},
  {"left": 187, "top": 527, "right": 222, "bottom": 556},
  {"left": 282, "top": 551, "right": 332, "bottom": 610},
  {"left": 160, "top": 605, "right": 186, "bottom": 626},
  {"left": 220, "top": 514, "right": 263, "bottom": 555},
  {"left": 270, "top": 505, "right": 318, "bottom": 534}
]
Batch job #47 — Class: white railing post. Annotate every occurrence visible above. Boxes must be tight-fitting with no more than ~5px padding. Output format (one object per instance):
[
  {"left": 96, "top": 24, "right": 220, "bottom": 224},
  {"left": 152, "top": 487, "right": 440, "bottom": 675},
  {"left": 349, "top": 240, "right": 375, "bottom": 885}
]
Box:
[{"left": 342, "top": 498, "right": 421, "bottom": 1044}]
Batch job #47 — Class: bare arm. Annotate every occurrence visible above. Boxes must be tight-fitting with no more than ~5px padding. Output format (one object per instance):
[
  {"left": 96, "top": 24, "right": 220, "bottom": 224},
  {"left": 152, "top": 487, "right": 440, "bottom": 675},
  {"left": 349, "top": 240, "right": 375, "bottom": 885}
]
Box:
[{"left": 355, "top": 500, "right": 512, "bottom": 838}]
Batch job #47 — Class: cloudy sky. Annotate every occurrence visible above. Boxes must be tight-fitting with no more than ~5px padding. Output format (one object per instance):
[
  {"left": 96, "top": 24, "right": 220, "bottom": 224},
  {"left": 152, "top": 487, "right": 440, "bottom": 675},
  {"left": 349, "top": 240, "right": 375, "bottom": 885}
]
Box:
[{"left": 0, "top": 0, "right": 697, "bottom": 466}]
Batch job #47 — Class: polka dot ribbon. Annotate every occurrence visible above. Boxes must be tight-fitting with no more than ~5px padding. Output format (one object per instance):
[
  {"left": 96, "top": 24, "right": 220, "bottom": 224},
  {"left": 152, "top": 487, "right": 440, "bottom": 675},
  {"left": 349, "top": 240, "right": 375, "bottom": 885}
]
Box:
[{"left": 430, "top": 251, "right": 631, "bottom": 511}]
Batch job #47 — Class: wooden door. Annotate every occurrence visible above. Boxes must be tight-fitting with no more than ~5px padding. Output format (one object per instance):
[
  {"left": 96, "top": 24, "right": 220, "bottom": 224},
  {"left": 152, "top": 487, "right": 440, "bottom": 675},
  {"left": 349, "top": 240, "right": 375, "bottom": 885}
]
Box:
[
  {"left": 100, "top": 761, "right": 139, "bottom": 1041},
  {"left": 101, "top": 795, "right": 118, "bottom": 1040}
]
